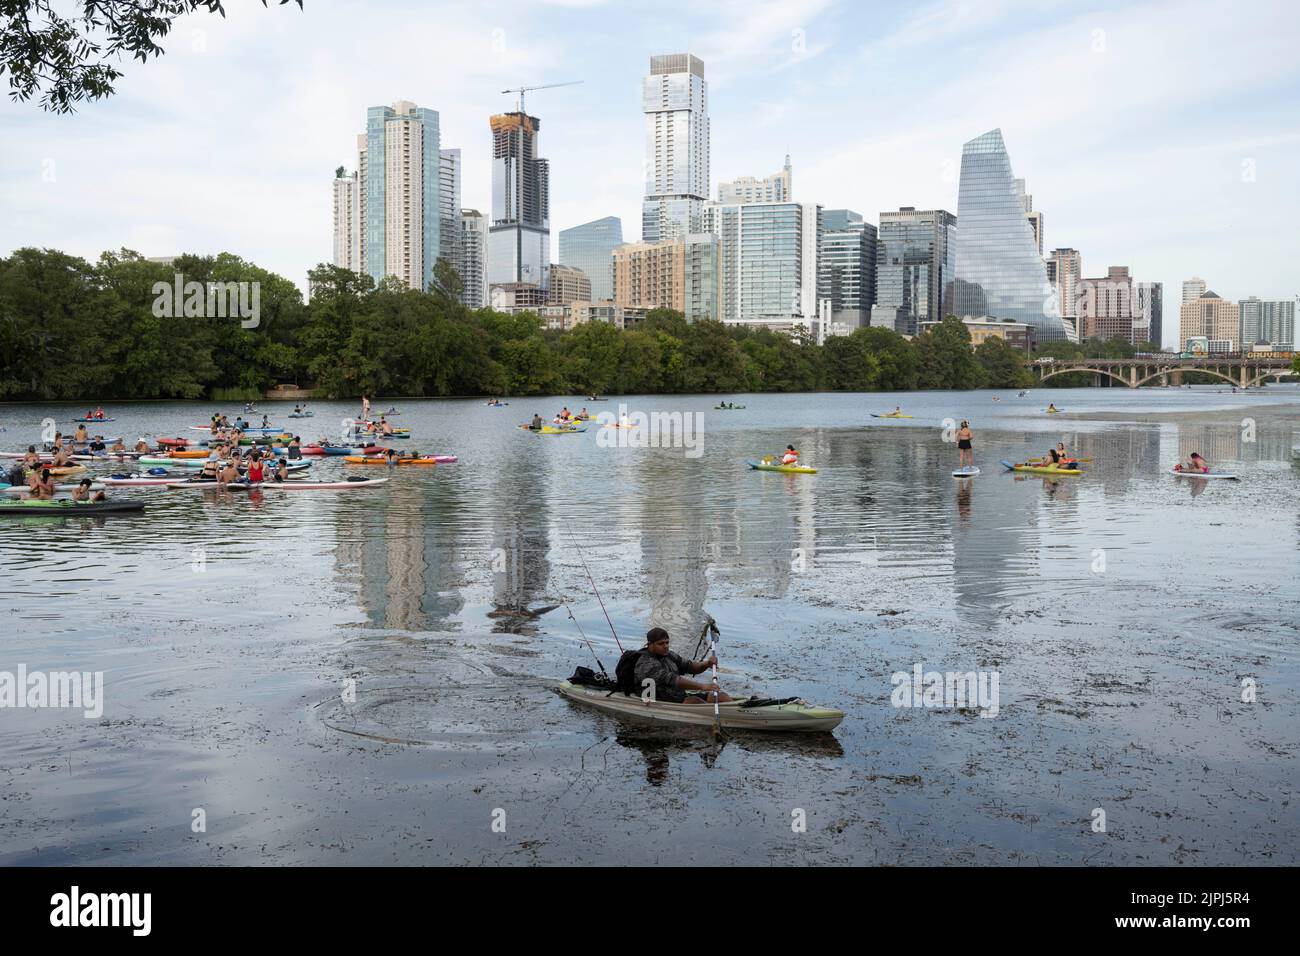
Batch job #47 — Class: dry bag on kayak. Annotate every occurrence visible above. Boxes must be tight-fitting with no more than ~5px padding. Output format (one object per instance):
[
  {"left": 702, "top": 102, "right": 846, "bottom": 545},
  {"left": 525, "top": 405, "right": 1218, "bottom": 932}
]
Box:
[{"left": 568, "top": 665, "right": 616, "bottom": 692}]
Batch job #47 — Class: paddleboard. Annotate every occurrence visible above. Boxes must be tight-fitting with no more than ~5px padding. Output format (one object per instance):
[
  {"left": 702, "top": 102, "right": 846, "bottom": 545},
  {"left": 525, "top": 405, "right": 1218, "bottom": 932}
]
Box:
[
  {"left": 1170, "top": 467, "right": 1237, "bottom": 479},
  {"left": 3, "top": 482, "right": 106, "bottom": 495},
  {"left": 952, "top": 467, "right": 980, "bottom": 478}
]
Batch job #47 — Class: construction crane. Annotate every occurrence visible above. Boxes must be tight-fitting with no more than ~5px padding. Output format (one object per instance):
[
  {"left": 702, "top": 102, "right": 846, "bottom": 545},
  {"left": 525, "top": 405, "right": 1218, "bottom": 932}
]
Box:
[{"left": 501, "top": 80, "right": 583, "bottom": 114}]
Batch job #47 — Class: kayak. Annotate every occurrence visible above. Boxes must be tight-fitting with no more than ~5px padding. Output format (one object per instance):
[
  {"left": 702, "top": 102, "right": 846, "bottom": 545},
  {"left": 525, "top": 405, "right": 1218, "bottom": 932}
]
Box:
[
  {"left": 168, "top": 450, "right": 211, "bottom": 459},
  {"left": 70, "top": 418, "right": 115, "bottom": 423},
  {"left": 1028, "top": 456, "right": 1091, "bottom": 464},
  {"left": 524, "top": 423, "right": 586, "bottom": 434},
  {"left": 747, "top": 459, "right": 817, "bottom": 474},
  {"left": 558, "top": 681, "right": 844, "bottom": 732},
  {"left": 3, "top": 482, "right": 106, "bottom": 495},
  {"left": 1170, "top": 467, "right": 1238, "bottom": 479},
  {"left": 1000, "top": 459, "right": 1082, "bottom": 476},
  {"left": 300, "top": 445, "right": 326, "bottom": 455},
  {"left": 167, "top": 478, "right": 390, "bottom": 491},
  {"left": 287, "top": 412, "right": 314, "bottom": 418},
  {"left": 714, "top": 405, "right": 746, "bottom": 410},
  {"left": 320, "top": 445, "right": 362, "bottom": 456},
  {"left": 188, "top": 425, "right": 283, "bottom": 434},
  {"left": 486, "top": 403, "right": 509, "bottom": 407},
  {"left": 952, "top": 466, "right": 980, "bottom": 478},
  {"left": 0, "top": 499, "right": 143, "bottom": 516},
  {"left": 1045, "top": 409, "right": 1062, "bottom": 414},
  {"left": 157, "top": 437, "right": 196, "bottom": 448},
  {"left": 343, "top": 455, "right": 456, "bottom": 465},
  {"left": 871, "top": 413, "right": 913, "bottom": 419}
]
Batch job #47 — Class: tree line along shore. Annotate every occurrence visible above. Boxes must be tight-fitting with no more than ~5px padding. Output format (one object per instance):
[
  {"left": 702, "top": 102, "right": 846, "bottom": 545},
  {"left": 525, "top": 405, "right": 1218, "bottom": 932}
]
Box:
[{"left": 1, "top": 247, "right": 1193, "bottom": 402}]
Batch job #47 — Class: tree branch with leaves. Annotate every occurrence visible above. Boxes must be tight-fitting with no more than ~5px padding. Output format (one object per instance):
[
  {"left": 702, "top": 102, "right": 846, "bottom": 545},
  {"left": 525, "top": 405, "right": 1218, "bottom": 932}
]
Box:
[{"left": 0, "top": 0, "right": 303, "bottom": 113}]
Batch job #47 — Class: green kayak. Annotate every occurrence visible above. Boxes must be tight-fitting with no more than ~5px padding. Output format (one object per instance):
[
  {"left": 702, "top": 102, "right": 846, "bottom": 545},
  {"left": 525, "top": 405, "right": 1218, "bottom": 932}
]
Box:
[
  {"left": 0, "top": 499, "right": 144, "bottom": 516},
  {"left": 558, "top": 681, "right": 843, "bottom": 732},
  {"left": 747, "top": 459, "right": 817, "bottom": 474}
]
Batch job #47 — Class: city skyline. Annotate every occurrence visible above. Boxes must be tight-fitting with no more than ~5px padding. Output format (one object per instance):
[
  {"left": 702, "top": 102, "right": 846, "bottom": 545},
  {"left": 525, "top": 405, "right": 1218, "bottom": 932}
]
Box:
[{"left": 2, "top": 0, "right": 1298, "bottom": 316}]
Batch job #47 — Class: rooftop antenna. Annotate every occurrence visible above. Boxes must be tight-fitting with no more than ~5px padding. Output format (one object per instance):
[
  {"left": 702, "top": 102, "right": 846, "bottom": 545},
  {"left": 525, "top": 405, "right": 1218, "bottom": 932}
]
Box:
[{"left": 500, "top": 80, "right": 584, "bottom": 114}]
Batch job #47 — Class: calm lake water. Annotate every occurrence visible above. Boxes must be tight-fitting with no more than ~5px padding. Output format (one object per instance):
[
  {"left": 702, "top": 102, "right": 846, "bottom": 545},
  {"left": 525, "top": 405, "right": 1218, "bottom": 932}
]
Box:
[{"left": 2, "top": 387, "right": 1298, "bottom": 865}]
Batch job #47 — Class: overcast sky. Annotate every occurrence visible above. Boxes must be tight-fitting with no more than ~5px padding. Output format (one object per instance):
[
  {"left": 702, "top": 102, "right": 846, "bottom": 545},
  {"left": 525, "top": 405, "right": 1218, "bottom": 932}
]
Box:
[{"left": 2, "top": 0, "right": 1297, "bottom": 333}]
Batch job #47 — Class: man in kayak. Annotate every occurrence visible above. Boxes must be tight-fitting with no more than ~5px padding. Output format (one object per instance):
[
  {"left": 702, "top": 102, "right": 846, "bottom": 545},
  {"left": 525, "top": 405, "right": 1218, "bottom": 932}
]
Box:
[
  {"left": 528, "top": 414, "right": 544, "bottom": 431},
  {"left": 1047, "top": 403, "right": 1059, "bottom": 413},
  {"left": 632, "top": 628, "right": 730, "bottom": 704},
  {"left": 893, "top": 406, "right": 903, "bottom": 416},
  {"left": 956, "top": 421, "right": 974, "bottom": 470},
  {"left": 558, "top": 407, "right": 572, "bottom": 421}
]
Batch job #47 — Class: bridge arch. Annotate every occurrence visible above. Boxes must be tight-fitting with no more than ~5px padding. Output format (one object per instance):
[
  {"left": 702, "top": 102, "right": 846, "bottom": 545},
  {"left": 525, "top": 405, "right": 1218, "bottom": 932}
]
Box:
[{"left": 1037, "top": 366, "right": 1133, "bottom": 387}]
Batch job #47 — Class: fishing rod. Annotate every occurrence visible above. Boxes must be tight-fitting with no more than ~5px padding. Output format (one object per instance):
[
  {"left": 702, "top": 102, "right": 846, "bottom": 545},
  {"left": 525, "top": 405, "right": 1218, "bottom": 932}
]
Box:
[
  {"left": 565, "top": 520, "right": 623, "bottom": 653},
  {"left": 554, "top": 584, "right": 610, "bottom": 678}
]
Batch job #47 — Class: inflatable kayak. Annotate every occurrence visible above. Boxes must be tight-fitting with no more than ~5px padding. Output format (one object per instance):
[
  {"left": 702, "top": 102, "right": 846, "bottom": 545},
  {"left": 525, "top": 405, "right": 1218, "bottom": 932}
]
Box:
[
  {"left": 1000, "top": 459, "right": 1082, "bottom": 476},
  {"left": 558, "top": 681, "right": 844, "bottom": 732},
  {"left": 1170, "top": 467, "right": 1237, "bottom": 479},
  {"left": 871, "top": 413, "right": 913, "bottom": 419},
  {"left": 747, "top": 459, "right": 817, "bottom": 474},
  {"left": 3, "top": 482, "right": 106, "bottom": 495},
  {"left": 0, "top": 499, "right": 143, "bottom": 516}
]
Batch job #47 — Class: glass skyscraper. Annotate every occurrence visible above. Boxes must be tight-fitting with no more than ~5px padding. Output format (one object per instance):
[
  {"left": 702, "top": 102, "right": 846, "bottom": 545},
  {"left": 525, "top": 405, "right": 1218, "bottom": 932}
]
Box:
[
  {"left": 818, "top": 209, "right": 877, "bottom": 329},
  {"left": 558, "top": 216, "right": 623, "bottom": 300},
  {"left": 355, "top": 101, "right": 441, "bottom": 291},
  {"left": 642, "top": 54, "right": 709, "bottom": 243},
  {"left": 708, "top": 201, "right": 820, "bottom": 329},
  {"left": 873, "top": 207, "right": 955, "bottom": 336},
  {"left": 949, "top": 129, "right": 1065, "bottom": 340}
]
